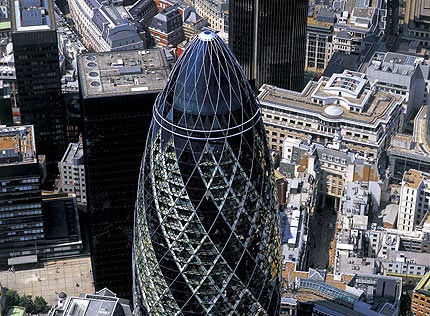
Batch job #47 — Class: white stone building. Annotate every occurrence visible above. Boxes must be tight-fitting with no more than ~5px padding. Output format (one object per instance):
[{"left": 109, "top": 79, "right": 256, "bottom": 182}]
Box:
[
  {"left": 398, "top": 169, "right": 430, "bottom": 232},
  {"left": 366, "top": 51, "right": 430, "bottom": 121},
  {"left": 194, "top": 0, "right": 228, "bottom": 32},
  {"left": 58, "top": 142, "right": 86, "bottom": 205},
  {"left": 68, "top": 0, "right": 143, "bottom": 52},
  {"left": 260, "top": 70, "right": 404, "bottom": 162}
]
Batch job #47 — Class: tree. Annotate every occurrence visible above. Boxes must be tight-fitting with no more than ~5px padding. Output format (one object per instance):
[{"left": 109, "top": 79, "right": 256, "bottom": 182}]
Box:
[
  {"left": 34, "top": 296, "right": 48, "bottom": 313},
  {"left": 399, "top": 293, "right": 413, "bottom": 316},
  {"left": 19, "top": 294, "right": 35, "bottom": 314},
  {"left": 4, "top": 289, "right": 20, "bottom": 308}
]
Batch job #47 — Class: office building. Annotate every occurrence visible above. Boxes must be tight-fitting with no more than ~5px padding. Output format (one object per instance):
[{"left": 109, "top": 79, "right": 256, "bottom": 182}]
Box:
[
  {"left": 194, "top": 0, "right": 228, "bottom": 32},
  {"left": 127, "top": 0, "right": 158, "bottom": 27},
  {"left": 10, "top": 0, "right": 65, "bottom": 175},
  {"left": 403, "top": 0, "right": 430, "bottom": 48},
  {"left": 133, "top": 31, "right": 281, "bottom": 315},
  {"left": 0, "top": 81, "right": 12, "bottom": 125},
  {"left": 182, "top": 12, "right": 209, "bottom": 41},
  {"left": 282, "top": 263, "right": 401, "bottom": 316},
  {"left": 149, "top": 6, "right": 184, "bottom": 47},
  {"left": 366, "top": 51, "right": 430, "bottom": 121},
  {"left": 331, "top": 4, "right": 386, "bottom": 56},
  {"left": 398, "top": 169, "right": 430, "bottom": 232},
  {"left": 56, "top": 16, "right": 87, "bottom": 145},
  {"left": 306, "top": 12, "right": 334, "bottom": 73},
  {"left": 411, "top": 272, "right": 430, "bottom": 316},
  {"left": 259, "top": 70, "right": 404, "bottom": 163},
  {"left": 68, "top": 0, "right": 144, "bottom": 52},
  {"left": 48, "top": 288, "right": 132, "bottom": 316},
  {"left": 0, "top": 46, "right": 16, "bottom": 82},
  {"left": 387, "top": 105, "right": 430, "bottom": 180},
  {"left": 229, "top": 0, "right": 307, "bottom": 91},
  {"left": 58, "top": 142, "right": 86, "bottom": 205},
  {"left": 281, "top": 136, "right": 382, "bottom": 211},
  {"left": 0, "top": 125, "right": 44, "bottom": 266},
  {"left": 78, "top": 49, "right": 169, "bottom": 299},
  {"left": 0, "top": 126, "right": 82, "bottom": 267},
  {"left": 41, "top": 192, "right": 83, "bottom": 254},
  {"left": 306, "top": 0, "right": 386, "bottom": 75}
]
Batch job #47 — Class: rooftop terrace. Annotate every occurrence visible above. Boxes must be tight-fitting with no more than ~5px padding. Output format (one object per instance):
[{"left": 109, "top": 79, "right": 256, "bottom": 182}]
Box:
[
  {"left": 0, "top": 125, "right": 36, "bottom": 164},
  {"left": 307, "top": 16, "right": 333, "bottom": 29},
  {"left": 78, "top": 49, "right": 170, "bottom": 98}
]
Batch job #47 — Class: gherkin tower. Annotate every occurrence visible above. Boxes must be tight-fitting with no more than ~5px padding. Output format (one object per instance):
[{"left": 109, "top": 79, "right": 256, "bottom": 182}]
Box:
[{"left": 133, "top": 31, "right": 281, "bottom": 316}]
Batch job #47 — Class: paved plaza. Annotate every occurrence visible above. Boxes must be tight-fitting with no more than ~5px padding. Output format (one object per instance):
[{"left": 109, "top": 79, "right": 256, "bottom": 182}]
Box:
[{"left": 0, "top": 257, "right": 94, "bottom": 306}]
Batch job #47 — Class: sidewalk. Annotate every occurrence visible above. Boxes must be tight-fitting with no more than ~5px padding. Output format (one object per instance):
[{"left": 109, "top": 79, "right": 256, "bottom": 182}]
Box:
[{"left": 0, "top": 257, "right": 94, "bottom": 306}]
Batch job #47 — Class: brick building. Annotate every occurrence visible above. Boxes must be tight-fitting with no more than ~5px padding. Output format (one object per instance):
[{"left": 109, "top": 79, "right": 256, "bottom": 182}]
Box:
[
  {"left": 411, "top": 272, "right": 430, "bottom": 316},
  {"left": 149, "top": 6, "right": 184, "bottom": 47}
]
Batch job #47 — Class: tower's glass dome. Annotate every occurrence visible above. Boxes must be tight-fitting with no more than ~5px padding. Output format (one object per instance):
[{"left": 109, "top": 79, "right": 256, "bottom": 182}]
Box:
[
  {"left": 154, "top": 30, "right": 259, "bottom": 140},
  {"left": 133, "top": 31, "right": 281, "bottom": 316}
]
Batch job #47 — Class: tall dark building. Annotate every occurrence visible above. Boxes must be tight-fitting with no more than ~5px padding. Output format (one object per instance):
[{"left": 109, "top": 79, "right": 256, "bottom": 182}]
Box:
[
  {"left": 0, "top": 125, "right": 83, "bottom": 267},
  {"left": 77, "top": 50, "right": 170, "bottom": 300},
  {"left": 0, "top": 125, "right": 45, "bottom": 265},
  {"left": 229, "top": 0, "right": 307, "bottom": 91},
  {"left": 10, "top": 0, "right": 65, "bottom": 175},
  {"left": 0, "top": 81, "right": 13, "bottom": 126},
  {"left": 133, "top": 31, "right": 281, "bottom": 316}
]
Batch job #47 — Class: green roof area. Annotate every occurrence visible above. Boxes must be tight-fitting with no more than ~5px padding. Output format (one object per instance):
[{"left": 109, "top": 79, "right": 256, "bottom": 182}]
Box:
[
  {"left": 415, "top": 272, "right": 430, "bottom": 294},
  {"left": 0, "top": 21, "right": 11, "bottom": 30},
  {"left": 6, "top": 306, "right": 25, "bottom": 316}
]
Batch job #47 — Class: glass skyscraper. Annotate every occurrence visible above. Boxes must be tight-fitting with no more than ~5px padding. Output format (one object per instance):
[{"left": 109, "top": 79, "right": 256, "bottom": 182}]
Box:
[
  {"left": 11, "top": 0, "right": 65, "bottom": 180},
  {"left": 133, "top": 31, "right": 281, "bottom": 316},
  {"left": 229, "top": 0, "right": 307, "bottom": 91}
]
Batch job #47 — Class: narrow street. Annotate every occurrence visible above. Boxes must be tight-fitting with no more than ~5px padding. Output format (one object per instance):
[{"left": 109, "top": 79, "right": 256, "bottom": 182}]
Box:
[{"left": 306, "top": 196, "right": 338, "bottom": 270}]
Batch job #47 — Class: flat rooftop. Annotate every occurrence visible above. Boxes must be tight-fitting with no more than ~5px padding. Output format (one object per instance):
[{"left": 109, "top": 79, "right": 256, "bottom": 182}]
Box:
[
  {"left": 307, "top": 16, "right": 333, "bottom": 29},
  {"left": 337, "top": 254, "right": 377, "bottom": 275},
  {"left": 0, "top": 125, "right": 36, "bottom": 164},
  {"left": 352, "top": 7, "right": 374, "bottom": 19},
  {"left": 403, "top": 169, "right": 427, "bottom": 190},
  {"left": 259, "top": 74, "right": 403, "bottom": 127},
  {"left": 282, "top": 261, "right": 354, "bottom": 292},
  {"left": 64, "top": 297, "right": 122, "bottom": 316},
  {"left": 78, "top": 49, "right": 170, "bottom": 98},
  {"left": 11, "top": 0, "right": 55, "bottom": 32},
  {"left": 368, "top": 51, "right": 424, "bottom": 76},
  {"left": 352, "top": 162, "right": 379, "bottom": 182},
  {"left": 386, "top": 250, "right": 430, "bottom": 266}
]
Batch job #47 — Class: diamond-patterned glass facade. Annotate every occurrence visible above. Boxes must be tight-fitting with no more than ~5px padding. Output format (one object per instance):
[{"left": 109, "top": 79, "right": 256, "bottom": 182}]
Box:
[{"left": 133, "top": 31, "right": 281, "bottom": 316}]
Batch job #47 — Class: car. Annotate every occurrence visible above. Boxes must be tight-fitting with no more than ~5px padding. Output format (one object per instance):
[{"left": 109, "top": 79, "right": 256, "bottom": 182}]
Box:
[{"left": 328, "top": 223, "right": 333, "bottom": 229}]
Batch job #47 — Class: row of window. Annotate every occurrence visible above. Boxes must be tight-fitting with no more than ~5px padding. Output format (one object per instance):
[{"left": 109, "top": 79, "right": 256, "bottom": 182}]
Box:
[
  {"left": 0, "top": 210, "right": 42, "bottom": 218},
  {"left": 0, "top": 203, "right": 41, "bottom": 211},
  {"left": 263, "top": 106, "right": 377, "bottom": 133}
]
